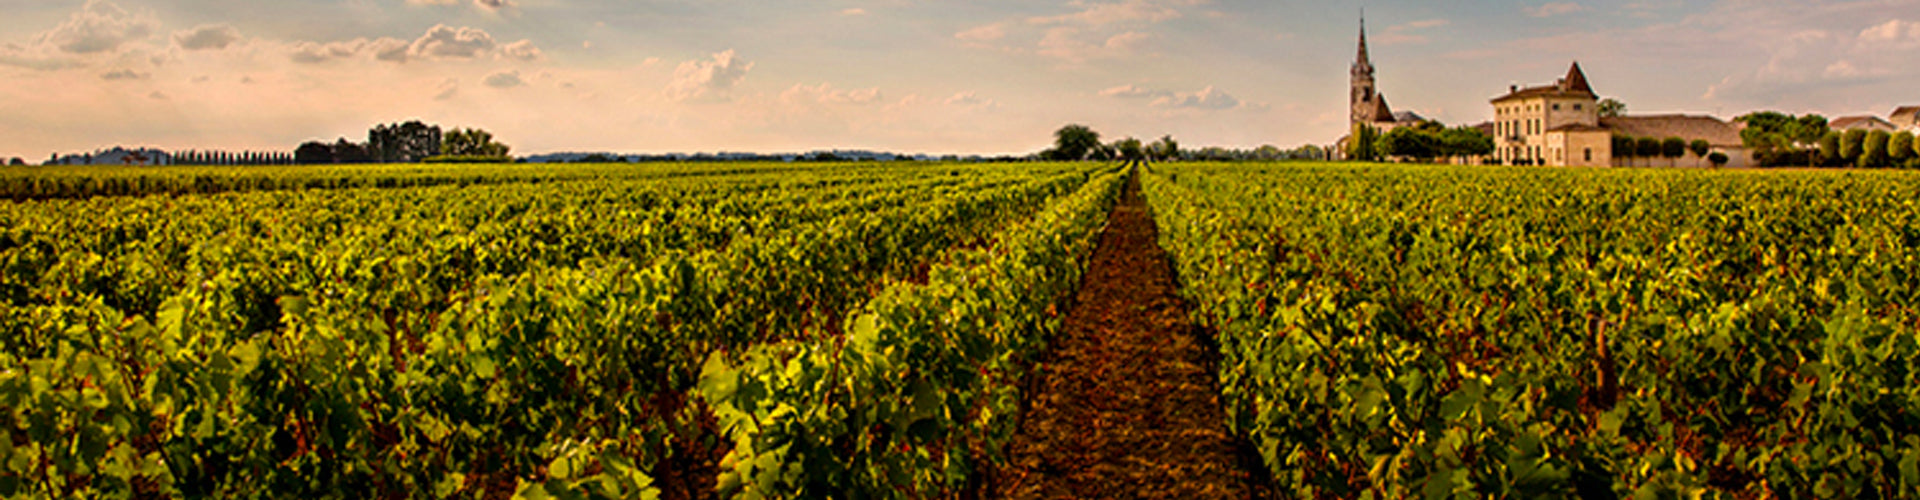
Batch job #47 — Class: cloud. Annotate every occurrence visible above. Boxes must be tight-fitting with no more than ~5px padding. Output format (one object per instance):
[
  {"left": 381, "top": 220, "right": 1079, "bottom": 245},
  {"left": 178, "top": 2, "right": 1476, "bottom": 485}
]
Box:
[
  {"left": 782, "top": 83, "right": 882, "bottom": 104},
  {"left": 100, "top": 68, "right": 147, "bottom": 80},
  {"left": 1155, "top": 86, "right": 1240, "bottom": 109},
  {"left": 1028, "top": 0, "right": 1189, "bottom": 27},
  {"left": 36, "top": 0, "right": 156, "bottom": 55},
  {"left": 290, "top": 39, "right": 376, "bottom": 63},
  {"left": 500, "top": 39, "right": 542, "bottom": 61},
  {"left": 1103, "top": 84, "right": 1241, "bottom": 110},
  {"left": 410, "top": 24, "right": 496, "bottom": 59},
  {"left": 1099, "top": 84, "right": 1167, "bottom": 98},
  {"left": 148, "top": 91, "right": 166, "bottom": 100},
  {"left": 841, "top": 8, "right": 868, "bottom": 16},
  {"left": 0, "top": 44, "right": 79, "bottom": 70},
  {"left": 408, "top": 0, "right": 515, "bottom": 11},
  {"left": 1525, "top": 2, "right": 1586, "bottom": 18},
  {"left": 483, "top": 70, "right": 525, "bottom": 88},
  {"left": 1104, "top": 31, "right": 1152, "bottom": 50},
  {"left": 434, "top": 78, "right": 460, "bottom": 100},
  {"left": 956, "top": 23, "right": 1008, "bottom": 44},
  {"left": 668, "top": 49, "right": 753, "bottom": 102},
  {"left": 1859, "top": 19, "right": 1920, "bottom": 48},
  {"left": 285, "top": 26, "right": 524, "bottom": 64},
  {"left": 173, "top": 24, "right": 241, "bottom": 51},
  {"left": 960, "top": 0, "right": 1197, "bottom": 61},
  {"left": 945, "top": 91, "right": 998, "bottom": 109}
]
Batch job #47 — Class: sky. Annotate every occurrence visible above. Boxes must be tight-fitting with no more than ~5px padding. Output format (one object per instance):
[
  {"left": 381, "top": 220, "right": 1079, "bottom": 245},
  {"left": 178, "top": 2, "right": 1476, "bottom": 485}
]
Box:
[{"left": 2, "top": 0, "right": 1919, "bottom": 159}]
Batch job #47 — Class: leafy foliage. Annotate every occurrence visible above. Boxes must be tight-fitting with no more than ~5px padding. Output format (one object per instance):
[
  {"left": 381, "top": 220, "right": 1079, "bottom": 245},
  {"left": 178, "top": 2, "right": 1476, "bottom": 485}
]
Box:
[
  {"left": 0, "top": 161, "right": 1110, "bottom": 498},
  {"left": 1145, "top": 162, "right": 1920, "bottom": 499}
]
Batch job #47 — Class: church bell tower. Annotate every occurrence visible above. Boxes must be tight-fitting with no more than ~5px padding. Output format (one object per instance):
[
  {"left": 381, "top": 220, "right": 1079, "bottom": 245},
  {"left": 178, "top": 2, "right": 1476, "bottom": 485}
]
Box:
[{"left": 1351, "top": 13, "right": 1378, "bottom": 125}]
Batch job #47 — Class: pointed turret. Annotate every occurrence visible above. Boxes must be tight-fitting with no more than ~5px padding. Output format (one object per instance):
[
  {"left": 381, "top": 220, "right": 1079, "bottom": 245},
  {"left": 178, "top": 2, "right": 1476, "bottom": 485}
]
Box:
[
  {"left": 1353, "top": 12, "right": 1373, "bottom": 74},
  {"left": 1563, "top": 61, "right": 1593, "bottom": 95}
]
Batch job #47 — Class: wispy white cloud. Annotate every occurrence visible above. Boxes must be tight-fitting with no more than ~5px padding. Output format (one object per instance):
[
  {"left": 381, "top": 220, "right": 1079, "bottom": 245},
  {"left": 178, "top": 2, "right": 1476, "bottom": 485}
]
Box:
[
  {"left": 38, "top": 0, "right": 155, "bottom": 55},
  {"left": 782, "top": 83, "right": 882, "bottom": 105},
  {"left": 668, "top": 49, "right": 752, "bottom": 102},
  {"left": 1103, "top": 84, "right": 1241, "bottom": 110}
]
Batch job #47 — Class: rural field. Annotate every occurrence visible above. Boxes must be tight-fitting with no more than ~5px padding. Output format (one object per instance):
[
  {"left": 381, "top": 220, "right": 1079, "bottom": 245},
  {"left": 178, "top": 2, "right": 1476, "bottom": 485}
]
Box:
[{"left": 4, "top": 161, "right": 1919, "bottom": 499}]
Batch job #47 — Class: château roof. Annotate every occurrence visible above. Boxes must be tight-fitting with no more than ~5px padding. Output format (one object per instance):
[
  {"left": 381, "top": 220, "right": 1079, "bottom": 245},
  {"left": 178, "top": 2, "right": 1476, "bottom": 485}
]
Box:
[
  {"left": 1492, "top": 62, "right": 1598, "bottom": 103},
  {"left": 1563, "top": 62, "right": 1593, "bottom": 94},
  {"left": 1831, "top": 115, "right": 1899, "bottom": 132},
  {"left": 1371, "top": 94, "right": 1396, "bottom": 123},
  {"left": 1600, "top": 115, "right": 1744, "bottom": 147},
  {"left": 1892, "top": 106, "right": 1919, "bottom": 125}
]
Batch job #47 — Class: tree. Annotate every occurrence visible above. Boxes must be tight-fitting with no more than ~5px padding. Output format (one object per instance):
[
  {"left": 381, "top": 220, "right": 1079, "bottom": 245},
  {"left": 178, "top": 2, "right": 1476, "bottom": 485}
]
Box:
[
  {"left": 369, "top": 120, "right": 443, "bottom": 163},
  {"left": 1863, "top": 130, "right": 1891, "bottom": 168},
  {"left": 1688, "top": 139, "right": 1711, "bottom": 168},
  {"left": 1348, "top": 123, "right": 1380, "bottom": 162},
  {"left": 442, "top": 128, "right": 511, "bottom": 157},
  {"left": 1113, "top": 137, "right": 1145, "bottom": 162},
  {"left": 1438, "top": 126, "right": 1494, "bottom": 162},
  {"left": 1049, "top": 124, "right": 1101, "bottom": 161},
  {"left": 1708, "top": 152, "right": 1729, "bottom": 168},
  {"left": 332, "top": 139, "right": 372, "bottom": 164},
  {"left": 1658, "top": 137, "right": 1686, "bottom": 167},
  {"left": 295, "top": 141, "right": 334, "bottom": 164},
  {"left": 1840, "top": 129, "right": 1867, "bottom": 165},
  {"left": 1597, "top": 98, "right": 1627, "bottom": 118},
  {"left": 1376, "top": 126, "right": 1439, "bottom": 162},
  {"left": 1612, "top": 135, "right": 1636, "bottom": 167},
  {"left": 1152, "top": 135, "right": 1179, "bottom": 162},
  {"left": 1819, "top": 131, "right": 1842, "bottom": 167},
  {"left": 1635, "top": 137, "right": 1661, "bottom": 167},
  {"left": 1889, "top": 131, "right": 1915, "bottom": 166},
  {"left": 6, "top": 158, "right": 22, "bottom": 166}
]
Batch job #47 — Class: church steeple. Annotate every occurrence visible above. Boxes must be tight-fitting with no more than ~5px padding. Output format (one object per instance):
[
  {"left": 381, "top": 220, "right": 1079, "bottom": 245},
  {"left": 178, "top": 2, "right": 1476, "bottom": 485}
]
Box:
[
  {"left": 1351, "top": 11, "right": 1380, "bottom": 125},
  {"left": 1353, "top": 11, "right": 1373, "bottom": 74}
]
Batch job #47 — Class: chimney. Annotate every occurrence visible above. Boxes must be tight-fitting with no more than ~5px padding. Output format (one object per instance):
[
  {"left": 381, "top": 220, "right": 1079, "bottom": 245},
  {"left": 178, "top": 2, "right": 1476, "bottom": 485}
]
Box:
[{"left": 1510, "top": 84, "right": 1518, "bottom": 93}]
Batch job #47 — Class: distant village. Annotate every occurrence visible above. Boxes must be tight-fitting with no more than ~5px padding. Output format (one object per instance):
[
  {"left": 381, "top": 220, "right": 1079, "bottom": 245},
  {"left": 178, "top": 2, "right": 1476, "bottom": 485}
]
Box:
[{"left": 1339, "top": 16, "right": 1918, "bottom": 168}]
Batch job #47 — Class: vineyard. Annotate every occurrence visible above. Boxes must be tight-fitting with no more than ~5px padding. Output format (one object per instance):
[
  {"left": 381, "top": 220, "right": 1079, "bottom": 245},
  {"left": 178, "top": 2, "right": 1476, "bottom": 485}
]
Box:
[
  {"left": 1145, "top": 163, "right": 1920, "bottom": 498},
  {"left": 7, "top": 160, "right": 1920, "bottom": 498},
  {"left": 0, "top": 161, "right": 1124, "bottom": 498}
]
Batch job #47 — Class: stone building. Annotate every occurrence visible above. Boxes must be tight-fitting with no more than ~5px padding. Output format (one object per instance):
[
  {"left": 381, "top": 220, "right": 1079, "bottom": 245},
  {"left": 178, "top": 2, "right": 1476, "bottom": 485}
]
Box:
[
  {"left": 1489, "top": 63, "right": 1753, "bottom": 167},
  {"left": 1489, "top": 62, "right": 1611, "bottom": 167}
]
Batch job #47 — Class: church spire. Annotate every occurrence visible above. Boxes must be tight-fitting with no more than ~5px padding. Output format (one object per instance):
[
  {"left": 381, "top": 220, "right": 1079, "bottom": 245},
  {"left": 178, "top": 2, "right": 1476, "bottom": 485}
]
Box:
[{"left": 1355, "top": 10, "right": 1371, "bottom": 70}]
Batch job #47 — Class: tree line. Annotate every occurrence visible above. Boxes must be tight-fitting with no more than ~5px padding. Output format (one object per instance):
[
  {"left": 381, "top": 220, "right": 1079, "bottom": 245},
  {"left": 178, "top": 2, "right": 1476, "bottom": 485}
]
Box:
[
  {"left": 1609, "top": 136, "right": 1726, "bottom": 168},
  {"left": 294, "top": 120, "right": 513, "bottom": 165},
  {"left": 1040, "top": 124, "right": 1328, "bottom": 163},
  {"left": 1346, "top": 121, "right": 1495, "bottom": 163},
  {"left": 1739, "top": 112, "right": 1920, "bottom": 169}
]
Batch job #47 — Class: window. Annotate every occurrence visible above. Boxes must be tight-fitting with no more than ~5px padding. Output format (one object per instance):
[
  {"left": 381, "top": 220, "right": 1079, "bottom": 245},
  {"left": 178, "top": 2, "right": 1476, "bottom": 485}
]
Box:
[
  {"left": 1554, "top": 104, "right": 1562, "bottom": 111},
  {"left": 1585, "top": 148, "right": 1593, "bottom": 162},
  {"left": 1575, "top": 104, "right": 1584, "bottom": 111}
]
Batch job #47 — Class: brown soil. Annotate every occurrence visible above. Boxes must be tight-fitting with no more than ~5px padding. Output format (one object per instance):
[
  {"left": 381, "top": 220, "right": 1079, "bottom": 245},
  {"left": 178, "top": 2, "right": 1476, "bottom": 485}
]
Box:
[{"left": 992, "top": 171, "right": 1267, "bottom": 499}]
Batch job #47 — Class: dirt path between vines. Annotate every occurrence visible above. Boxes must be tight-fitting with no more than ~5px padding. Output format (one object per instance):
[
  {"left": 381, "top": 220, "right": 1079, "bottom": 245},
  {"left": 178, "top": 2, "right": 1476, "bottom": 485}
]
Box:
[{"left": 991, "top": 171, "right": 1267, "bottom": 499}]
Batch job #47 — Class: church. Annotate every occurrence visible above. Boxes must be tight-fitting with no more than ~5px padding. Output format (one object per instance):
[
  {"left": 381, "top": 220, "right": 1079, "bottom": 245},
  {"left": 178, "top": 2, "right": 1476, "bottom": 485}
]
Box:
[{"left": 1336, "top": 16, "right": 1426, "bottom": 159}]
